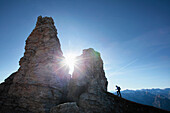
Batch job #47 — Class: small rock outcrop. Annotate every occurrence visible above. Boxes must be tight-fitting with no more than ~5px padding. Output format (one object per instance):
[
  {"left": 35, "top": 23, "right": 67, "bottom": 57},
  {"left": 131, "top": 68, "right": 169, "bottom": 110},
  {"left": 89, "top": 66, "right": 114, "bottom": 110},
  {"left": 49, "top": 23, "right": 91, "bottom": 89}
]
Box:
[
  {"left": 67, "top": 48, "right": 108, "bottom": 102},
  {"left": 0, "top": 16, "right": 169, "bottom": 113}
]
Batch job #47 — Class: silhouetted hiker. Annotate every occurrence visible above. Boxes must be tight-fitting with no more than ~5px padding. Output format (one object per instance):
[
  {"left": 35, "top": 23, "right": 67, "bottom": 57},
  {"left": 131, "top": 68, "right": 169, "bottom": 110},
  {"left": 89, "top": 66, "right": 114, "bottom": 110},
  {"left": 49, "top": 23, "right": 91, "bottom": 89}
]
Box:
[{"left": 116, "top": 85, "right": 121, "bottom": 97}]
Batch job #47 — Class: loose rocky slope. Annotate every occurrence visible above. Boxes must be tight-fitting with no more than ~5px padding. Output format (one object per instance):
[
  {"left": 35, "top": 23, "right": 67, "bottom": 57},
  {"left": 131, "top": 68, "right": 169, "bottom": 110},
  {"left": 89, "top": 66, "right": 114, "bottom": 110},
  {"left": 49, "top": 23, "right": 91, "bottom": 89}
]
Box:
[{"left": 0, "top": 16, "right": 169, "bottom": 113}]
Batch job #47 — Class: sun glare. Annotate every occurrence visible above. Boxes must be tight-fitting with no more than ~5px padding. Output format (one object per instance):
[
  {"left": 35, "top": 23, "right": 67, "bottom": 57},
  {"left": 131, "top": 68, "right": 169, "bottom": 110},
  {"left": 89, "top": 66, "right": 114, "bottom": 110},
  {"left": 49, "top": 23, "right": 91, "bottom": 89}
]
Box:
[{"left": 64, "top": 54, "right": 76, "bottom": 74}]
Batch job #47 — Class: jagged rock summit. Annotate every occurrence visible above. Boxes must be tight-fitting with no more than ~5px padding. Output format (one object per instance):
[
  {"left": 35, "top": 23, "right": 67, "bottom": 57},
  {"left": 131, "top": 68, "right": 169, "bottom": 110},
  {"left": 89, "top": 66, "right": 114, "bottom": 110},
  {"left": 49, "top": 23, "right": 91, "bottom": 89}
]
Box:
[{"left": 0, "top": 16, "right": 169, "bottom": 113}]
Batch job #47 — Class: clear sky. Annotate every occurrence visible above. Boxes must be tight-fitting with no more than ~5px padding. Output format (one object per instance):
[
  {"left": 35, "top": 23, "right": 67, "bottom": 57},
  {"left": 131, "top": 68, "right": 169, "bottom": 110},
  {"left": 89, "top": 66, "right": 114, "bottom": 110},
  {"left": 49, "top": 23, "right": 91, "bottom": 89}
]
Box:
[{"left": 0, "top": 0, "right": 170, "bottom": 91}]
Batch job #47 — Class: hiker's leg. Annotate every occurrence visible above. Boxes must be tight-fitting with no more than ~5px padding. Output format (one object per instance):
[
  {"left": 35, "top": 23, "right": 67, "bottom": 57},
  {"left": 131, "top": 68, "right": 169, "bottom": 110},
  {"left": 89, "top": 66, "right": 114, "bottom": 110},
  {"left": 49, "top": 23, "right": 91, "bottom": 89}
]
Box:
[
  {"left": 119, "top": 92, "right": 121, "bottom": 97},
  {"left": 118, "top": 91, "right": 120, "bottom": 96}
]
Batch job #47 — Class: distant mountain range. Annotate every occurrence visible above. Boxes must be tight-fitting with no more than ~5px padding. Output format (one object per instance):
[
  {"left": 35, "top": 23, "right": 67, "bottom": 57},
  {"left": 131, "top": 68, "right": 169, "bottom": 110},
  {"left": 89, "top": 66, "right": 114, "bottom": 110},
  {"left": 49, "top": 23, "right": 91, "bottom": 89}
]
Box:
[{"left": 115, "top": 88, "right": 170, "bottom": 111}]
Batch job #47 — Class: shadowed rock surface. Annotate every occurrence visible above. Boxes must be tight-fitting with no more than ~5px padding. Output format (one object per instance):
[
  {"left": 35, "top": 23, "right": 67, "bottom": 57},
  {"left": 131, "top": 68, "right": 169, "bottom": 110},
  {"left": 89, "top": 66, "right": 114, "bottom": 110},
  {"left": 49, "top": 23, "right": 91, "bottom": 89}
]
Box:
[{"left": 0, "top": 16, "right": 169, "bottom": 113}]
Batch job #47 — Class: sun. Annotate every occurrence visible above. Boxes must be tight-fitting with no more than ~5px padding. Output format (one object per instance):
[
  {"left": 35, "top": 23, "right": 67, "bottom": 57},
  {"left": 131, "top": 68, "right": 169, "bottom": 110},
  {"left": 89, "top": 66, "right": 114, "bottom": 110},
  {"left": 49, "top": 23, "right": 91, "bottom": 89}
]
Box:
[{"left": 64, "top": 54, "right": 76, "bottom": 74}]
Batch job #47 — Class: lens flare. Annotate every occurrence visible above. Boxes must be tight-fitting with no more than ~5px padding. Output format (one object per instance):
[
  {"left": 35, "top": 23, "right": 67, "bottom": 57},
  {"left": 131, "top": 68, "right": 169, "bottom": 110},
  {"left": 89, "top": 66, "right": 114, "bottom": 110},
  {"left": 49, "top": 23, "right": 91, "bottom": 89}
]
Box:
[
  {"left": 63, "top": 53, "right": 89, "bottom": 75},
  {"left": 64, "top": 54, "right": 76, "bottom": 74}
]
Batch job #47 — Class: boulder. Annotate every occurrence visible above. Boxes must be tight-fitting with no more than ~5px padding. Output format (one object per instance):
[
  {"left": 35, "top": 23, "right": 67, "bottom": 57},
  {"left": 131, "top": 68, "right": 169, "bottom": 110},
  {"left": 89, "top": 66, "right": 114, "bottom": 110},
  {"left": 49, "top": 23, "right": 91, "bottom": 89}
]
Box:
[{"left": 50, "top": 102, "right": 81, "bottom": 113}]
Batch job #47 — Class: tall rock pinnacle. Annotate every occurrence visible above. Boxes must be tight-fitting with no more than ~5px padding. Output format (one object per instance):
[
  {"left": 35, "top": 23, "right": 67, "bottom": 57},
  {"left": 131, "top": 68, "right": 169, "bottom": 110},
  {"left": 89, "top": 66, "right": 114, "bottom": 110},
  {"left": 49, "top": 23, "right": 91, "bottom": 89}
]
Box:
[
  {"left": 17, "top": 16, "right": 68, "bottom": 86},
  {"left": 0, "top": 16, "right": 69, "bottom": 113}
]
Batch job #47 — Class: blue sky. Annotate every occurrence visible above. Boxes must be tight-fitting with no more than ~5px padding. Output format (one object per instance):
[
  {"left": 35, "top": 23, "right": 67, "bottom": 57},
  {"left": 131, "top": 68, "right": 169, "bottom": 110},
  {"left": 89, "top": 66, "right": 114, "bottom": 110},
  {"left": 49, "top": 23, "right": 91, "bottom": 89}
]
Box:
[{"left": 0, "top": 0, "right": 170, "bottom": 91}]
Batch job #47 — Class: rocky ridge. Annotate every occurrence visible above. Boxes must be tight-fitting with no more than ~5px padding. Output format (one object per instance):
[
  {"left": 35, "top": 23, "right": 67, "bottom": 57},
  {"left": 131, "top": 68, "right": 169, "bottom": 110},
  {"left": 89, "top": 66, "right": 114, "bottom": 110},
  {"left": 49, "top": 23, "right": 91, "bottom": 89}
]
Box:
[{"left": 0, "top": 16, "right": 169, "bottom": 113}]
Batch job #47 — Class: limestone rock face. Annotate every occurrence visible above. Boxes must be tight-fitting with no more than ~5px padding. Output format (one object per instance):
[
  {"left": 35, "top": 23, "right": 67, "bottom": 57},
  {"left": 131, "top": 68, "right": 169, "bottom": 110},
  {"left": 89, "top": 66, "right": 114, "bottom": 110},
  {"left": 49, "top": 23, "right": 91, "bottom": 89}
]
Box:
[{"left": 0, "top": 16, "right": 69, "bottom": 113}]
